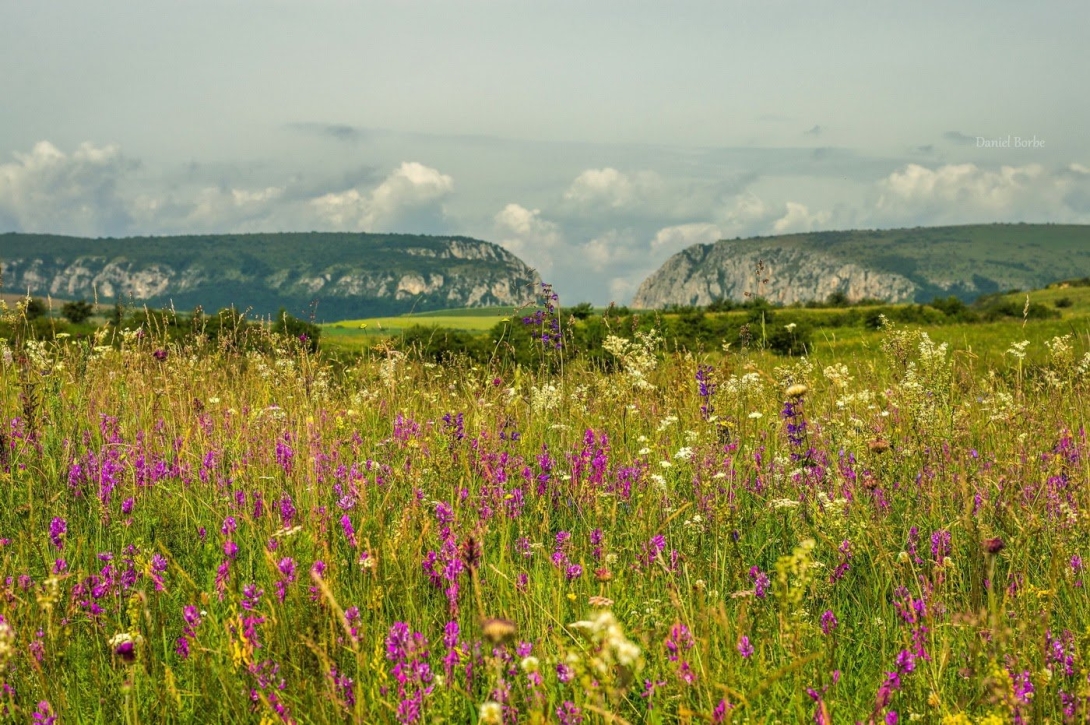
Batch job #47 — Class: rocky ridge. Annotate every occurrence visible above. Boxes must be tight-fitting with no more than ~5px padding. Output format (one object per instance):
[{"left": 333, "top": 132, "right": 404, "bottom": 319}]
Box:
[{"left": 0, "top": 232, "right": 541, "bottom": 319}]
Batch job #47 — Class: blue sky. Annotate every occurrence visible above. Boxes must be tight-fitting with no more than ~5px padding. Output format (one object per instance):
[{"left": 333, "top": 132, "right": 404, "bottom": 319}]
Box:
[{"left": 2, "top": 0, "right": 1088, "bottom": 303}]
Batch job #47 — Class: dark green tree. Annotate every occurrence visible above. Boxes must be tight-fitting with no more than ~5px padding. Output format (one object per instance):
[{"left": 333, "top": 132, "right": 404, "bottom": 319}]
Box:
[
  {"left": 61, "top": 299, "right": 94, "bottom": 324},
  {"left": 24, "top": 298, "right": 47, "bottom": 320}
]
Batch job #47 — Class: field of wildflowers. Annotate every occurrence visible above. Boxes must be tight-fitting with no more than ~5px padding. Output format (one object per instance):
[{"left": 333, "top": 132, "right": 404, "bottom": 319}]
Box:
[{"left": 1, "top": 296, "right": 1090, "bottom": 724}]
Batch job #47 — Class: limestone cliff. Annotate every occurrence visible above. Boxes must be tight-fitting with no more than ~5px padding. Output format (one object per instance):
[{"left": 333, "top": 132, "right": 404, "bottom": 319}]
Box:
[{"left": 0, "top": 232, "right": 541, "bottom": 319}]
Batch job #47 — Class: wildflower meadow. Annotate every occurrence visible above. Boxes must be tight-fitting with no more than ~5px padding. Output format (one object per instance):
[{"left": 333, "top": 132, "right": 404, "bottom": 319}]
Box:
[{"left": 2, "top": 297, "right": 1090, "bottom": 724}]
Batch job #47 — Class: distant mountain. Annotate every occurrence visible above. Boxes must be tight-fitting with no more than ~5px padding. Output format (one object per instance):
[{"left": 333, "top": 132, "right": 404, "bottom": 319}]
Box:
[
  {"left": 633, "top": 224, "right": 1090, "bottom": 308},
  {"left": 0, "top": 232, "right": 541, "bottom": 320}
]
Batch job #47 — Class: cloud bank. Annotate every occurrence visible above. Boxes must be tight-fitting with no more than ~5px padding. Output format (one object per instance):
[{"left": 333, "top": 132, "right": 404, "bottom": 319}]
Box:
[{"left": 2, "top": 140, "right": 1089, "bottom": 305}]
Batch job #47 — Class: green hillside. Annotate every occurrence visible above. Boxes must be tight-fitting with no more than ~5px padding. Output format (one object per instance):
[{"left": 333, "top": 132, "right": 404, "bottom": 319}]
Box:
[
  {"left": 634, "top": 223, "right": 1090, "bottom": 308},
  {"left": 0, "top": 231, "right": 540, "bottom": 320}
]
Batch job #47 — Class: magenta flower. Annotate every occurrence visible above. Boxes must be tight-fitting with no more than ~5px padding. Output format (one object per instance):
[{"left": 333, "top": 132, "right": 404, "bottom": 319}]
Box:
[
  {"left": 49, "top": 517, "right": 67, "bottom": 550},
  {"left": 737, "top": 635, "right": 754, "bottom": 658}
]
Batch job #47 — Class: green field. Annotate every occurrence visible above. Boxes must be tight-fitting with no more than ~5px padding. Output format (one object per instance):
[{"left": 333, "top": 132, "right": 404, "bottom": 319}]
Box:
[{"left": 2, "top": 281, "right": 1090, "bottom": 723}]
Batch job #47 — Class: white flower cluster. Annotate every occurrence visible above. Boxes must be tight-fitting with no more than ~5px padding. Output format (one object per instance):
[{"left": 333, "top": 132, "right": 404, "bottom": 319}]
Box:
[
  {"left": 603, "top": 329, "right": 661, "bottom": 390},
  {"left": 723, "top": 372, "right": 764, "bottom": 396},
  {"left": 530, "top": 382, "right": 562, "bottom": 414},
  {"left": 823, "top": 363, "right": 853, "bottom": 389},
  {"left": 568, "top": 610, "right": 643, "bottom": 672},
  {"left": 1005, "top": 339, "right": 1030, "bottom": 361}
]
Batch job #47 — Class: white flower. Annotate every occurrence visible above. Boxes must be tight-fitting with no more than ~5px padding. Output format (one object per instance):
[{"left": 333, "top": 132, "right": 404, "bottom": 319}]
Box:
[
  {"left": 479, "top": 701, "right": 503, "bottom": 724},
  {"left": 674, "top": 447, "right": 694, "bottom": 460},
  {"left": 748, "top": 411, "right": 763, "bottom": 419}
]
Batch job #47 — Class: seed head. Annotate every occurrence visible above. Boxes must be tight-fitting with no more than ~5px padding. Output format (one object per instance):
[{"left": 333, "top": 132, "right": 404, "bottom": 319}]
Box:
[{"left": 785, "top": 384, "right": 808, "bottom": 398}]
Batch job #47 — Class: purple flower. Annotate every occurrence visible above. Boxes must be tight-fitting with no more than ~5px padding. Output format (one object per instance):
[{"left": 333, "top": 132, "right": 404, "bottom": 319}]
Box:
[
  {"left": 278, "top": 495, "right": 296, "bottom": 526},
  {"left": 49, "top": 517, "right": 67, "bottom": 550},
  {"left": 930, "top": 529, "right": 951, "bottom": 562},
  {"left": 32, "top": 701, "right": 56, "bottom": 725},
  {"left": 557, "top": 701, "right": 583, "bottom": 725},
  {"left": 749, "top": 566, "right": 770, "bottom": 598},
  {"left": 737, "top": 635, "right": 754, "bottom": 659},
  {"left": 115, "top": 640, "right": 136, "bottom": 662},
  {"left": 820, "top": 610, "right": 838, "bottom": 636},
  {"left": 242, "top": 583, "right": 264, "bottom": 610}
]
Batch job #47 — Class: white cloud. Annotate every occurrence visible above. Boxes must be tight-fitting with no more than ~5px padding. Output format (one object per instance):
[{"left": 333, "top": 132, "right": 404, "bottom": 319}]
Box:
[
  {"left": 156, "top": 186, "right": 286, "bottom": 231},
  {"left": 771, "top": 201, "right": 832, "bottom": 234},
  {"left": 563, "top": 167, "right": 664, "bottom": 210},
  {"left": 581, "top": 229, "right": 639, "bottom": 271},
  {"left": 560, "top": 166, "right": 726, "bottom": 221},
  {"left": 650, "top": 222, "right": 722, "bottom": 252},
  {"left": 878, "top": 163, "right": 1044, "bottom": 212},
  {"left": 609, "top": 276, "right": 638, "bottom": 302},
  {"left": 872, "top": 162, "right": 1090, "bottom": 224},
  {"left": 0, "top": 141, "right": 134, "bottom": 235},
  {"left": 309, "top": 161, "right": 453, "bottom": 231},
  {"left": 493, "top": 203, "right": 563, "bottom": 272}
]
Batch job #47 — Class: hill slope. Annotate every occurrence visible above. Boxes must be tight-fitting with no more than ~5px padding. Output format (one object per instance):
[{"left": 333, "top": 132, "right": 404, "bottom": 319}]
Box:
[
  {"left": 0, "top": 232, "right": 541, "bottom": 319},
  {"left": 633, "top": 224, "right": 1090, "bottom": 308}
]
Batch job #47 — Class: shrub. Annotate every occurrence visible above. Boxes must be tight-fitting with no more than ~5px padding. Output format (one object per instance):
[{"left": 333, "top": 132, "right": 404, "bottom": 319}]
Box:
[
  {"left": 766, "top": 322, "right": 812, "bottom": 356},
  {"left": 61, "top": 299, "right": 95, "bottom": 324}
]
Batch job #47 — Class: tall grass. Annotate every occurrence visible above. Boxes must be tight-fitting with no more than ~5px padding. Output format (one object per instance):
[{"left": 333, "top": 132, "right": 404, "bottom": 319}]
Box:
[{"left": 1, "top": 311, "right": 1089, "bottom": 723}]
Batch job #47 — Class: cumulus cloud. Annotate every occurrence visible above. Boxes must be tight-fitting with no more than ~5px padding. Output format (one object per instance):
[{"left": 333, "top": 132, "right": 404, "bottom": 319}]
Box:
[
  {"left": 873, "top": 162, "right": 1090, "bottom": 223},
  {"left": 581, "top": 229, "right": 639, "bottom": 271},
  {"left": 650, "top": 223, "right": 722, "bottom": 252},
  {"left": 0, "top": 141, "right": 135, "bottom": 235},
  {"left": 493, "top": 203, "right": 563, "bottom": 273},
  {"left": 559, "top": 166, "right": 735, "bottom": 222},
  {"left": 771, "top": 201, "right": 832, "bottom": 234},
  {"left": 563, "top": 167, "right": 665, "bottom": 210},
  {"left": 717, "top": 192, "right": 775, "bottom": 235},
  {"left": 309, "top": 161, "right": 453, "bottom": 232}
]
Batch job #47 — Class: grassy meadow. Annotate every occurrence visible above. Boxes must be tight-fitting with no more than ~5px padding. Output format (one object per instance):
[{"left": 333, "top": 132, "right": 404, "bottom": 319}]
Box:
[{"left": 1, "top": 286, "right": 1090, "bottom": 724}]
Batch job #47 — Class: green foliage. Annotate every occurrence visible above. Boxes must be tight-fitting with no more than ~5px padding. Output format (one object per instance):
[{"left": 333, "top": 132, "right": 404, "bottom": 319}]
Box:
[
  {"left": 61, "top": 299, "right": 94, "bottom": 324},
  {"left": 566, "top": 302, "right": 595, "bottom": 320},
  {"left": 394, "top": 324, "right": 485, "bottom": 363},
  {"left": 24, "top": 297, "right": 47, "bottom": 320},
  {"left": 273, "top": 308, "right": 321, "bottom": 352},
  {"left": 0, "top": 231, "right": 539, "bottom": 320},
  {"left": 766, "top": 321, "right": 813, "bottom": 356}
]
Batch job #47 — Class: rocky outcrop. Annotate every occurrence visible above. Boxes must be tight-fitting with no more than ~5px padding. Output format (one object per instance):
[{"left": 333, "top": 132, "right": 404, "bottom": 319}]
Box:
[
  {"left": 634, "top": 244, "right": 916, "bottom": 308},
  {"left": 0, "top": 233, "right": 541, "bottom": 318}
]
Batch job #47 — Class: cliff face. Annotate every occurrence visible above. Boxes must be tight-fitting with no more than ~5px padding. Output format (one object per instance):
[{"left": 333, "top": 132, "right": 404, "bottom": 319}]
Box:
[
  {"left": 632, "top": 225, "right": 1090, "bottom": 308},
  {"left": 0, "top": 232, "right": 541, "bottom": 318},
  {"left": 634, "top": 245, "right": 917, "bottom": 308}
]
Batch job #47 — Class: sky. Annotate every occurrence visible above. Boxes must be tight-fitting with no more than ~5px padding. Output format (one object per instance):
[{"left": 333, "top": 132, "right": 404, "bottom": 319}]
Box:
[{"left": 2, "top": 0, "right": 1089, "bottom": 304}]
